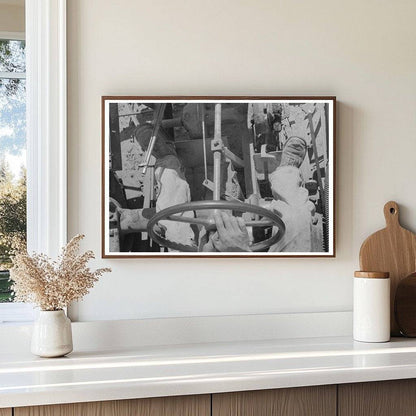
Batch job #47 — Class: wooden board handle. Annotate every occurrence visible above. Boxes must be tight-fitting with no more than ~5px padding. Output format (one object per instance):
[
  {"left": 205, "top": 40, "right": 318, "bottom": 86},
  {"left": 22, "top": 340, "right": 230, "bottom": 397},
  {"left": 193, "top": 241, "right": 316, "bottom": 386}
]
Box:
[{"left": 384, "top": 201, "right": 400, "bottom": 228}]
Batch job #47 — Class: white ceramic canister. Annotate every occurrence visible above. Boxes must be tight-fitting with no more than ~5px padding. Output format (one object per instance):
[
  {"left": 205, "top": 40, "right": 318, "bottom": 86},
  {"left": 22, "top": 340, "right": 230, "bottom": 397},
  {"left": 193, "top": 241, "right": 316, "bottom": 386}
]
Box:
[
  {"left": 31, "top": 310, "right": 73, "bottom": 357},
  {"left": 353, "top": 271, "right": 390, "bottom": 343}
]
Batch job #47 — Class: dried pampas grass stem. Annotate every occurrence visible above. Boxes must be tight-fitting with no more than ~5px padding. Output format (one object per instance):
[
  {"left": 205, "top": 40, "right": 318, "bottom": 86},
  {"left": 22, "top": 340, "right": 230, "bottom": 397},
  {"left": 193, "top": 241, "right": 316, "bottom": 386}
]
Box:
[{"left": 10, "top": 234, "right": 111, "bottom": 310}]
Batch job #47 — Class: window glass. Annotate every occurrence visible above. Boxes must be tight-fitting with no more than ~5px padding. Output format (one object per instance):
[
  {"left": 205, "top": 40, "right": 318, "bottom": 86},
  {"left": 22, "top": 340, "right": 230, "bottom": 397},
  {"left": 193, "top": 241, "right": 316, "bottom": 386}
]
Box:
[
  {"left": 0, "top": 39, "right": 26, "bottom": 303},
  {"left": 0, "top": 39, "right": 26, "bottom": 73}
]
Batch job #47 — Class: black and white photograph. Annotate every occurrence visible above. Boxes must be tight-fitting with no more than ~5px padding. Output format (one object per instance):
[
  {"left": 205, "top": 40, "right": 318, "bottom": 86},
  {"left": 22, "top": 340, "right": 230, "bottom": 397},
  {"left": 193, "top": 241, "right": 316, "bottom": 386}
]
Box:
[{"left": 102, "top": 97, "right": 335, "bottom": 257}]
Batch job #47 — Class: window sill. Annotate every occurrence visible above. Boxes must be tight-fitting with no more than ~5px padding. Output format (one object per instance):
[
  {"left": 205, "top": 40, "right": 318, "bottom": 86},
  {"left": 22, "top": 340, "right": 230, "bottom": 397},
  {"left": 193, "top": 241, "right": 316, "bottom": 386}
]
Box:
[{"left": 0, "top": 303, "right": 35, "bottom": 324}]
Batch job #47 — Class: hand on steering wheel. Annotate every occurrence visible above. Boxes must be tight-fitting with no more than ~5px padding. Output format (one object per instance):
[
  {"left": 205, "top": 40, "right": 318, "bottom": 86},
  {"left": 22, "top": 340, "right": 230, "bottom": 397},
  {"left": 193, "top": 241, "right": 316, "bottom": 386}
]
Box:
[
  {"left": 147, "top": 200, "right": 286, "bottom": 252},
  {"left": 202, "top": 212, "right": 251, "bottom": 252}
]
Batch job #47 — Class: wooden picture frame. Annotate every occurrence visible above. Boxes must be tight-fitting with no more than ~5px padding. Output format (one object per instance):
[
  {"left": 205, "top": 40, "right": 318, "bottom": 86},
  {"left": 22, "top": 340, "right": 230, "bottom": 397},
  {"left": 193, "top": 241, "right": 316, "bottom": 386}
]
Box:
[{"left": 102, "top": 96, "right": 336, "bottom": 258}]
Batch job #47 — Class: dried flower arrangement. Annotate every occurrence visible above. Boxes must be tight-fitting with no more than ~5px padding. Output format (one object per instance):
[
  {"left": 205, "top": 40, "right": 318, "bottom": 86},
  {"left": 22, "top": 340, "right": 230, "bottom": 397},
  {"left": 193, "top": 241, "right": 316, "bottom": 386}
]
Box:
[{"left": 10, "top": 235, "right": 111, "bottom": 311}]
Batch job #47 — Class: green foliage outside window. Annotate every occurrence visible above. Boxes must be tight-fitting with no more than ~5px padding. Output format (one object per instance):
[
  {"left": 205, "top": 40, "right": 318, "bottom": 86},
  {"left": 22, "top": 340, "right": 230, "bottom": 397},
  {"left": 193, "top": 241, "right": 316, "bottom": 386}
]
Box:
[{"left": 0, "top": 161, "right": 26, "bottom": 302}]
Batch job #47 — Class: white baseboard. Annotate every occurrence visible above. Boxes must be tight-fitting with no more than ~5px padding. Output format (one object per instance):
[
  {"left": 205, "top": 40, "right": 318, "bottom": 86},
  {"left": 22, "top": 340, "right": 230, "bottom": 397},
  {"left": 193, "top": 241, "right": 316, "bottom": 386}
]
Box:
[{"left": 0, "top": 311, "right": 352, "bottom": 353}]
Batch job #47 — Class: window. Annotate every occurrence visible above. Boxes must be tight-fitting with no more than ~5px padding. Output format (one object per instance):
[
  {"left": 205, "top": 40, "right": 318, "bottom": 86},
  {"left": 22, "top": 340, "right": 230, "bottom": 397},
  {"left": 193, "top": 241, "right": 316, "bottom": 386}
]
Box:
[
  {"left": 0, "top": 0, "right": 67, "bottom": 324},
  {"left": 0, "top": 34, "right": 26, "bottom": 306}
]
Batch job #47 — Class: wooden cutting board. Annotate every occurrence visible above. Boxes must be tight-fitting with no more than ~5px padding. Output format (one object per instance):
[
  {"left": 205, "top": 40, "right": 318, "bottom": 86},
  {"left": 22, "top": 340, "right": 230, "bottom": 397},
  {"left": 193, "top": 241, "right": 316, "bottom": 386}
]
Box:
[
  {"left": 359, "top": 201, "right": 416, "bottom": 335},
  {"left": 395, "top": 272, "right": 416, "bottom": 337}
]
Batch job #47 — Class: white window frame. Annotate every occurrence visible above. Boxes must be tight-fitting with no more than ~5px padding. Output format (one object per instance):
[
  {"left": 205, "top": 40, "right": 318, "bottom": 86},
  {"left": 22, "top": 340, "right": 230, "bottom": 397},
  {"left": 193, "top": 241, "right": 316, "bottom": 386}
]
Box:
[{"left": 0, "top": 0, "right": 67, "bottom": 323}]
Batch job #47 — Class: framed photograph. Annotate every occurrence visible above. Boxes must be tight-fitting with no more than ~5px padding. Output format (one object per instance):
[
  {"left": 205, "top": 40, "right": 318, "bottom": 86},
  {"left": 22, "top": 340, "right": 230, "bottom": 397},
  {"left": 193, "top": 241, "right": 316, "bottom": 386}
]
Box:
[{"left": 102, "top": 96, "right": 336, "bottom": 258}]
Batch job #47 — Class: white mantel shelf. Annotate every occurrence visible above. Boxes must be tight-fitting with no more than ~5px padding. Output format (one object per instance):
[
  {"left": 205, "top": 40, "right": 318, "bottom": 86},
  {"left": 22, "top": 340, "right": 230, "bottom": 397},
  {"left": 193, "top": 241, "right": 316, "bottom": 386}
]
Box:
[{"left": 2, "top": 335, "right": 416, "bottom": 408}]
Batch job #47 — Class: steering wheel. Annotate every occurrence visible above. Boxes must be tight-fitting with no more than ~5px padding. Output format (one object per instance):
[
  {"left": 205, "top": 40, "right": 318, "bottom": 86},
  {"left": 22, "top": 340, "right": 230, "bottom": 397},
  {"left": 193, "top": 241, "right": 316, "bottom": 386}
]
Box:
[{"left": 147, "top": 200, "right": 286, "bottom": 252}]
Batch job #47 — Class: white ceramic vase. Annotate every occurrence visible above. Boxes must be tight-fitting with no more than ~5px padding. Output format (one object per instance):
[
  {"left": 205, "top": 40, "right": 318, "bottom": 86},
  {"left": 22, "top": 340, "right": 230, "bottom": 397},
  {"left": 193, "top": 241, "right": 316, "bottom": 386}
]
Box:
[{"left": 31, "top": 310, "right": 73, "bottom": 358}]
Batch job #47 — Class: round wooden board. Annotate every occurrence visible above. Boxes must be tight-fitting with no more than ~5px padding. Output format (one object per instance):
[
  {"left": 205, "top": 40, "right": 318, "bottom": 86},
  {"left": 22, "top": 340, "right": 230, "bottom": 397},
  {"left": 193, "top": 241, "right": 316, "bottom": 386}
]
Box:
[{"left": 395, "top": 273, "right": 416, "bottom": 337}]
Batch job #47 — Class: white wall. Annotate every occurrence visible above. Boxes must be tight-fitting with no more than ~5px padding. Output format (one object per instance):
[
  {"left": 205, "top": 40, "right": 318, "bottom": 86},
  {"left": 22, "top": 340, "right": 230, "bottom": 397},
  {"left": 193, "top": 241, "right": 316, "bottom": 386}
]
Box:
[
  {"left": 67, "top": 0, "right": 416, "bottom": 322},
  {"left": 0, "top": 3, "right": 24, "bottom": 33}
]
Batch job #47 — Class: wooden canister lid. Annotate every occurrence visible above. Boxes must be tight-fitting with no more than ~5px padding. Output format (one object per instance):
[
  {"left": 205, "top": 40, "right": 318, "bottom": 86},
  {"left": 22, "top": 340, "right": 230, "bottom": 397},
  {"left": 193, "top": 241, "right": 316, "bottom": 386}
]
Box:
[{"left": 354, "top": 271, "right": 390, "bottom": 279}]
